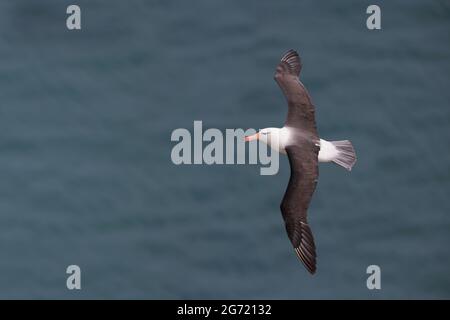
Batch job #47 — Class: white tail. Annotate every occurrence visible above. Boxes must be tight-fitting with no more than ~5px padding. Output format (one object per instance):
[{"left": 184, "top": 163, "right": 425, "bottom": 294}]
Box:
[{"left": 330, "top": 140, "right": 356, "bottom": 171}]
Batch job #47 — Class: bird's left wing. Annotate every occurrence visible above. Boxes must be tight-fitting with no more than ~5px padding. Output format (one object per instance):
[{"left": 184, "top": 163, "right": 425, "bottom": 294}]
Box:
[
  {"left": 280, "top": 143, "right": 319, "bottom": 274},
  {"left": 274, "top": 50, "right": 318, "bottom": 136}
]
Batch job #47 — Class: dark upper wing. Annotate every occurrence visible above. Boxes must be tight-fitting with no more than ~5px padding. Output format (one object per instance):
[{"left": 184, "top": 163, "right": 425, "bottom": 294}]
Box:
[
  {"left": 274, "top": 50, "right": 318, "bottom": 137},
  {"left": 280, "top": 143, "right": 319, "bottom": 274}
]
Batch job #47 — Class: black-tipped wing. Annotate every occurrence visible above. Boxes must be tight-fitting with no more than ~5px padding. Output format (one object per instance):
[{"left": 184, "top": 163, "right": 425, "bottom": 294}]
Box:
[
  {"left": 274, "top": 50, "right": 318, "bottom": 136},
  {"left": 281, "top": 143, "right": 319, "bottom": 274}
]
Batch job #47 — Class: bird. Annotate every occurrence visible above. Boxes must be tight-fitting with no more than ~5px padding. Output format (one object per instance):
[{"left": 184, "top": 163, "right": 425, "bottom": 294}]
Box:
[{"left": 244, "top": 49, "right": 356, "bottom": 274}]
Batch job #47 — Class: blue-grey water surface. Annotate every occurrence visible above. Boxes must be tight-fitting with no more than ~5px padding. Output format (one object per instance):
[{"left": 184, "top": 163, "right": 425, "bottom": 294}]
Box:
[{"left": 0, "top": 0, "right": 449, "bottom": 299}]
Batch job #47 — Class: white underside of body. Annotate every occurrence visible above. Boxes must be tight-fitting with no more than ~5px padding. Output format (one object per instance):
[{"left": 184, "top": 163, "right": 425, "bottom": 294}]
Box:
[
  {"left": 263, "top": 127, "right": 338, "bottom": 162},
  {"left": 257, "top": 126, "right": 356, "bottom": 171}
]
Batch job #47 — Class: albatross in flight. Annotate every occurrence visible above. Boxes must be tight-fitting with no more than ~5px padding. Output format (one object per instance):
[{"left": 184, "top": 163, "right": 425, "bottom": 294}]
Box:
[{"left": 244, "top": 50, "right": 357, "bottom": 274}]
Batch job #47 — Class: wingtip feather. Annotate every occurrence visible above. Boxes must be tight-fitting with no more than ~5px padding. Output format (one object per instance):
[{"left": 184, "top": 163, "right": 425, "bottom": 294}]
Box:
[
  {"left": 294, "top": 222, "right": 317, "bottom": 275},
  {"left": 280, "top": 49, "right": 302, "bottom": 76}
]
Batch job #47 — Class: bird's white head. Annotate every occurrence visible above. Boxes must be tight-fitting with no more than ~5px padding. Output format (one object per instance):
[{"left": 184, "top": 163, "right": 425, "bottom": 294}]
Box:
[{"left": 244, "top": 127, "right": 284, "bottom": 150}]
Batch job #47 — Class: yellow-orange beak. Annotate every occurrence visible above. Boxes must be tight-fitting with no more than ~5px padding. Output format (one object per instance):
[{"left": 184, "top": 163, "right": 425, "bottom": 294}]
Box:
[{"left": 244, "top": 133, "right": 260, "bottom": 142}]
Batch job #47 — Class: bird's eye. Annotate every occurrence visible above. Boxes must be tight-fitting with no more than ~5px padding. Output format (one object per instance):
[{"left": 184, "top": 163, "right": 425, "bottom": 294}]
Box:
[{"left": 261, "top": 132, "right": 269, "bottom": 135}]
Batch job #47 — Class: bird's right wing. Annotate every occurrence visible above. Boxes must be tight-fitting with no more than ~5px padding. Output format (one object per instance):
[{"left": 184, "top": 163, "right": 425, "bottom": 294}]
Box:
[
  {"left": 274, "top": 50, "right": 318, "bottom": 136},
  {"left": 280, "top": 143, "right": 319, "bottom": 274}
]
